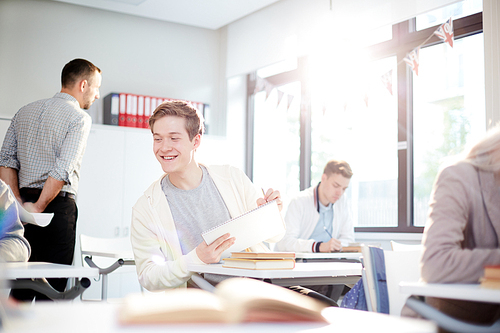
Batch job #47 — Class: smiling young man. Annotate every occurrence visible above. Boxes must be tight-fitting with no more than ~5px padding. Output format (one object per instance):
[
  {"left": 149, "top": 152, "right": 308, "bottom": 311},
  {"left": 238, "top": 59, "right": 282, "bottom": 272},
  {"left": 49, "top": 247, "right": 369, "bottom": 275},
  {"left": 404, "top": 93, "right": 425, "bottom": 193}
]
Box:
[
  {"left": 131, "top": 100, "right": 283, "bottom": 291},
  {"left": 275, "top": 159, "right": 354, "bottom": 253}
]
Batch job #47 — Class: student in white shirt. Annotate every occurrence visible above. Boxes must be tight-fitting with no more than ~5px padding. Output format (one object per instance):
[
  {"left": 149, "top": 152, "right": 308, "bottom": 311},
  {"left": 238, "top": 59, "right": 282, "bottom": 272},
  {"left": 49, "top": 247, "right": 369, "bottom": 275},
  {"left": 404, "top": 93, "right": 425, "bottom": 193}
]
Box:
[
  {"left": 275, "top": 159, "right": 354, "bottom": 302},
  {"left": 276, "top": 160, "right": 355, "bottom": 253}
]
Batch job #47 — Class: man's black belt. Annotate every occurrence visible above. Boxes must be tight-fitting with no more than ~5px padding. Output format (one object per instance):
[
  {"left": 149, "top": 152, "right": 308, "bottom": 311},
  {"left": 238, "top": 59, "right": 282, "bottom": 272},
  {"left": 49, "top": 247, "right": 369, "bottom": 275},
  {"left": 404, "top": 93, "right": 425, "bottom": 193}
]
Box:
[{"left": 20, "top": 188, "right": 76, "bottom": 200}]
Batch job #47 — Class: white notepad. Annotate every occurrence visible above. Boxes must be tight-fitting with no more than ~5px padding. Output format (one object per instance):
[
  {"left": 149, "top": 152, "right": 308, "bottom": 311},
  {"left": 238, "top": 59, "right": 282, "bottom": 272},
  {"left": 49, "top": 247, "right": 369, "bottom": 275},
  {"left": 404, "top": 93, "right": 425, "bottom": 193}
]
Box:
[{"left": 201, "top": 200, "right": 285, "bottom": 258}]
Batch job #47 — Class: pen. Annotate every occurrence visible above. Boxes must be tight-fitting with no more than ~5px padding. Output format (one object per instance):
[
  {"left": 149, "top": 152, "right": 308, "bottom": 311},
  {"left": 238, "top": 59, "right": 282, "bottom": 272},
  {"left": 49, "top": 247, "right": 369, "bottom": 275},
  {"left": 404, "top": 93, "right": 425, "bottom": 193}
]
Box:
[{"left": 323, "top": 226, "right": 333, "bottom": 239}]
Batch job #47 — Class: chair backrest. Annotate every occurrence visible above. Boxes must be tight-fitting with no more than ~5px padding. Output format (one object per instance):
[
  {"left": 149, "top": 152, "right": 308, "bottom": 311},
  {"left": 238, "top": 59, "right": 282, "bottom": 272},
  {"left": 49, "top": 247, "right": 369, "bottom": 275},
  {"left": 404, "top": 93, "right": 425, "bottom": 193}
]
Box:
[
  {"left": 362, "top": 244, "right": 421, "bottom": 316},
  {"left": 80, "top": 234, "right": 133, "bottom": 259},
  {"left": 361, "top": 246, "right": 375, "bottom": 312},
  {"left": 361, "top": 245, "right": 389, "bottom": 314},
  {"left": 384, "top": 249, "right": 421, "bottom": 315},
  {"left": 390, "top": 240, "right": 423, "bottom": 252}
]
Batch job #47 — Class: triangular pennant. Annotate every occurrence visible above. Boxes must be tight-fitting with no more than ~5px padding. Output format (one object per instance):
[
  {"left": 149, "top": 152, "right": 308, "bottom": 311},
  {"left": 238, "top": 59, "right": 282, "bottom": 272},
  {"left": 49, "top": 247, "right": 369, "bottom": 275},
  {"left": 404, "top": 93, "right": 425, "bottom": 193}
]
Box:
[
  {"left": 287, "top": 95, "right": 294, "bottom": 110},
  {"left": 380, "top": 69, "right": 393, "bottom": 95},
  {"left": 254, "top": 77, "right": 265, "bottom": 94},
  {"left": 265, "top": 82, "right": 273, "bottom": 99},
  {"left": 403, "top": 47, "right": 420, "bottom": 76},
  {"left": 434, "top": 17, "right": 454, "bottom": 48},
  {"left": 277, "top": 90, "right": 285, "bottom": 106}
]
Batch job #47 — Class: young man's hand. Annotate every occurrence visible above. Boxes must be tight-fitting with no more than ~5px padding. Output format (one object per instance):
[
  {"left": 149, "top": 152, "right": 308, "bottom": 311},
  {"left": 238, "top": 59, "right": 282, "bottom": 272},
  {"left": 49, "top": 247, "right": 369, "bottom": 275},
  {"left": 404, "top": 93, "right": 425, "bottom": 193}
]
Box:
[
  {"left": 319, "top": 238, "right": 342, "bottom": 252},
  {"left": 256, "top": 188, "right": 283, "bottom": 211},
  {"left": 196, "top": 233, "right": 235, "bottom": 264}
]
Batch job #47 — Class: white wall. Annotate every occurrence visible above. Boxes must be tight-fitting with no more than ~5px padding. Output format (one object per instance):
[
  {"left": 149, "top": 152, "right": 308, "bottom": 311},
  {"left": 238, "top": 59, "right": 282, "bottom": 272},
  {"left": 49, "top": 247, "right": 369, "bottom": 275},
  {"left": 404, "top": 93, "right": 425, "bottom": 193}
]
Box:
[{"left": 0, "top": 0, "right": 226, "bottom": 135}]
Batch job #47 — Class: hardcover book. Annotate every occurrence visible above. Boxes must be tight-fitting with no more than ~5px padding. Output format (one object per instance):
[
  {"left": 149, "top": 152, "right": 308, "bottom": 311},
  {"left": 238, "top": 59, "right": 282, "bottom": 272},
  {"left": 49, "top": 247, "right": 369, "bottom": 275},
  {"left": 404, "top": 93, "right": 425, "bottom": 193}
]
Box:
[{"left": 222, "top": 258, "right": 295, "bottom": 270}]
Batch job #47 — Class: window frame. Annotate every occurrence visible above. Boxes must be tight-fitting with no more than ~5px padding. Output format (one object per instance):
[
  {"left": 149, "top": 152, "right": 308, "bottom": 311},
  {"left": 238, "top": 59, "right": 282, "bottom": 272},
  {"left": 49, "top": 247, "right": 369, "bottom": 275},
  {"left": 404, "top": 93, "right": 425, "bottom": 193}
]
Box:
[{"left": 246, "top": 12, "right": 483, "bottom": 233}]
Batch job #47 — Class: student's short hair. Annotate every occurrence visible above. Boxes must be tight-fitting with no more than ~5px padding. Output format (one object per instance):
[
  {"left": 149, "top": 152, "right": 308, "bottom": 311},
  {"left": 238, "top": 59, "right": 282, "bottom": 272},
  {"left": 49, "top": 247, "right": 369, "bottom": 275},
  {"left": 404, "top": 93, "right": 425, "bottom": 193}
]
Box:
[
  {"left": 61, "top": 58, "right": 101, "bottom": 88},
  {"left": 149, "top": 100, "right": 205, "bottom": 141},
  {"left": 323, "top": 159, "right": 353, "bottom": 179}
]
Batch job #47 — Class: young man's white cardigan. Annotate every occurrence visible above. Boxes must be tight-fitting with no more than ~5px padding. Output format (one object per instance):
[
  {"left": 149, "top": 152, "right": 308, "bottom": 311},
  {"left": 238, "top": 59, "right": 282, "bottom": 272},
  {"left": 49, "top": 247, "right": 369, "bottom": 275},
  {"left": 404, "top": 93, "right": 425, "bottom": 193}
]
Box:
[
  {"left": 131, "top": 164, "right": 282, "bottom": 291},
  {"left": 275, "top": 185, "right": 355, "bottom": 253}
]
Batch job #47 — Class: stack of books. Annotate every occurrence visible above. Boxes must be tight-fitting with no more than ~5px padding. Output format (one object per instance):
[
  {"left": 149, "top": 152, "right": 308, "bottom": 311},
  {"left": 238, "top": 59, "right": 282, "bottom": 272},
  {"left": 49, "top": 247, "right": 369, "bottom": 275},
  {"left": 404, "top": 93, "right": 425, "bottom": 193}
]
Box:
[
  {"left": 222, "top": 252, "right": 296, "bottom": 270},
  {"left": 480, "top": 265, "right": 500, "bottom": 289},
  {"left": 341, "top": 244, "right": 362, "bottom": 252}
]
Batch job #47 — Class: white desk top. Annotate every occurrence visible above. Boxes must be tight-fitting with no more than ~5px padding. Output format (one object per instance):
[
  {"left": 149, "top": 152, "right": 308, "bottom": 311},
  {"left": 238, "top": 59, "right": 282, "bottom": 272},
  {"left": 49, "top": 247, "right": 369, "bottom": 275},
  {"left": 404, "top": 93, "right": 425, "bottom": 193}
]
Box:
[
  {"left": 400, "top": 281, "right": 500, "bottom": 304},
  {"left": 2, "top": 301, "right": 436, "bottom": 333},
  {"left": 2, "top": 262, "right": 99, "bottom": 279},
  {"left": 188, "top": 262, "right": 362, "bottom": 279},
  {"left": 295, "top": 252, "right": 362, "bottom": 260}
]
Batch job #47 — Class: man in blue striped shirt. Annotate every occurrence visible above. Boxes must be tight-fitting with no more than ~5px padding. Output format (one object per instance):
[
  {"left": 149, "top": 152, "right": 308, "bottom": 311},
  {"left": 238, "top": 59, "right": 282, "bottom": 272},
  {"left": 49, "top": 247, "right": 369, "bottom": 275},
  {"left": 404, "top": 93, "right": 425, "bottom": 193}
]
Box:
[{"left": 0, "top": 58, "right": 101, "bottom": 301}]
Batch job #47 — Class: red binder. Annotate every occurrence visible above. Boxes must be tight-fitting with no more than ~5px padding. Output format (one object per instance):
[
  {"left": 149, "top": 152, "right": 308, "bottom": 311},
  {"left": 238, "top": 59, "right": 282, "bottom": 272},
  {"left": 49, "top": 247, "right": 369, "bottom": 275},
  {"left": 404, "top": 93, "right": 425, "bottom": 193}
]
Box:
[
  {"left": 125, "top": 94, "right": 133, "bottom": 127},
  {"left": 143, "top": 96, "right": 151, "bottom": 129},
  {"left": 137, "top": 95, "right": 144, "bottom": 128},
  {"left": 131, "top": 95, "right": 138, "bottom": 127},
  {"left": 119, "top": 93, "right": 127, "bottom": 126}
]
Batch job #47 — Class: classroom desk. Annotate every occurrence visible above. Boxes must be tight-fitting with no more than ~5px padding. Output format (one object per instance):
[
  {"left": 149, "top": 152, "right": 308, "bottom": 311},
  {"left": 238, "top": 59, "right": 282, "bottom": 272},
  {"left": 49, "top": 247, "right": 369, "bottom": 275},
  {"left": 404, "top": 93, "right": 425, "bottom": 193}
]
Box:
[
  {"left": 80, "top": 249, "right": 134, "bottom": 260},
  {"left": 2, "top": 262, "right": 99, "bottom": 301},
  {"left": 1, "top": 301, "right": 437, "bottom": 333},
  {"left": 295, "top": 252, "right": 362, "bottom": 263},
  {"left": 399, "top": 281, "right": 500, "bottom": 304},
  {"left": 188, "top": 262, "right": 362, "bottom": 287}
]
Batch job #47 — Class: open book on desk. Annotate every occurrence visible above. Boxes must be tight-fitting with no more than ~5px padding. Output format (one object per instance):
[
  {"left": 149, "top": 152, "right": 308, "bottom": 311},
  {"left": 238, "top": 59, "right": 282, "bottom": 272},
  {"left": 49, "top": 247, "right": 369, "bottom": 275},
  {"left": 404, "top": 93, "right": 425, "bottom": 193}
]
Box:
[
  {"left": 201, "top": 200, "right": 285, "bottom": 258},
  {"left": 7, "top": 185, "right": 54, "bottom": 227},
  {"left": 119, "top": 277, "right": 328, "bottom": 324}
]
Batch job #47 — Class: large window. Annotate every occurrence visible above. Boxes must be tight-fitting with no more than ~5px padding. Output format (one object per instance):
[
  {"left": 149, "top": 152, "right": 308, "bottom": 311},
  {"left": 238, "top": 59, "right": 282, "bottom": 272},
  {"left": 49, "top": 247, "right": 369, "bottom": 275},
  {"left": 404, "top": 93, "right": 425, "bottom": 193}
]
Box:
[
  {"left": 252, "top": 81, "right": 301, "bottom": 202},
  {"left": 413, "top": 33, "right": 485, "bottom": 227},
  {"left": 310, "top": 56, "right": 398, "bottom": 228},
  {"left": 247, "top": 0, "right": 484, "bottom": 232}
]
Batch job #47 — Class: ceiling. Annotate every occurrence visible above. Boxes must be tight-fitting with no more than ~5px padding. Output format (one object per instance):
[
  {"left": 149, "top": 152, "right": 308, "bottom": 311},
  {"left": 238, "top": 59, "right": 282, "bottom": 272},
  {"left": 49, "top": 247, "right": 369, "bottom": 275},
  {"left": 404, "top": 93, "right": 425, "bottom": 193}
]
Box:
[{"left": 53, "top": 0, "right": 281, "bottom": 30}]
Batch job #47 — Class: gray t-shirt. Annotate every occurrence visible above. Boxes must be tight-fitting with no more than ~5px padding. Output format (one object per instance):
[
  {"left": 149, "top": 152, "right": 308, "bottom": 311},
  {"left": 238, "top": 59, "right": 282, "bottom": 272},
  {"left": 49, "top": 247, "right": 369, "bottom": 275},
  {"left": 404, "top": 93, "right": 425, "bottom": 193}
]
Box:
[{"left": 161, "top": 165, "right": 232, "bottom": 255}]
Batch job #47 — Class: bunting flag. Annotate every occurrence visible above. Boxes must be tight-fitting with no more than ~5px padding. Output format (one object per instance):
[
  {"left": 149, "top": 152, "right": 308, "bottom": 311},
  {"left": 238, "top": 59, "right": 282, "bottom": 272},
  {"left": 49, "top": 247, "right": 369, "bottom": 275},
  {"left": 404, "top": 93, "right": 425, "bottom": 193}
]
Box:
[
  {"left": 380, "top": 70, "right": 393, "bottom": 95},
  {"left": 287, "top": 95, "right": 294, "bottom": 109},
  {"left": 252, "top": 76, "right": 296, "bottom": 111},
  {"left": 254, "top": 77, "right": 265, "bottom": 94},
  {"left": 403, "top": 47, "right": 420, "bottom": 76},
  {"left": 265, "top": 81, "right": 274, "bottom": 99},
  {"left": 277, "top": 90, "right": 285, "bottom": 106},
  {"left": 434, "top": 17, "right": 454, "bottom": 48}
]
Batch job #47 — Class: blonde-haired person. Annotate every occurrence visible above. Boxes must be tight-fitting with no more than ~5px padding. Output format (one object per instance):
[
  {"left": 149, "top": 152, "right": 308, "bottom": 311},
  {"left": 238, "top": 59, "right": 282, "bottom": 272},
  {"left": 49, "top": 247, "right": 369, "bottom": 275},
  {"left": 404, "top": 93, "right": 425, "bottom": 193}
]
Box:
[{"left": 421, "top": 124, "right": 500, "bottom": 326}]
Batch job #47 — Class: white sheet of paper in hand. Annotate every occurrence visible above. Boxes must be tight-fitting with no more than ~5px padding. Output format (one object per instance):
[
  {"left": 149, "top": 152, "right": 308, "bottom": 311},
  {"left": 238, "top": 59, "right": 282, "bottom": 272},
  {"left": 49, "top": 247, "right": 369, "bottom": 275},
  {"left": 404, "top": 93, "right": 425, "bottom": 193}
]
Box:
[{"left": 7, "top": 185, "right": 54, "bottom": 227}]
